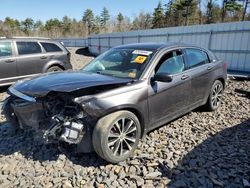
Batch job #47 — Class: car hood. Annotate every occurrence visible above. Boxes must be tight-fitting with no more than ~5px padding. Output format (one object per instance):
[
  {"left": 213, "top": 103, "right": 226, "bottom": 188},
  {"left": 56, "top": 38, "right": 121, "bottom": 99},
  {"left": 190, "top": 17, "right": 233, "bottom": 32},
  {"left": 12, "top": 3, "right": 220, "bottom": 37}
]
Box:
[{"left": 11, "top": 71, "right": 131, "bottom": 97}]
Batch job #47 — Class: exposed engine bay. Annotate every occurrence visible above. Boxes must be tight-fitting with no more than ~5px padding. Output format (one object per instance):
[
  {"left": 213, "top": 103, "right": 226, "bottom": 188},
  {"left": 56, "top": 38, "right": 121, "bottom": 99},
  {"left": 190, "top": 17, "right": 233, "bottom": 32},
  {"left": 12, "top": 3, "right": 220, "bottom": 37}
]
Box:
[{"left": 3, "top": 92, "right": 97, "bottom": 152}]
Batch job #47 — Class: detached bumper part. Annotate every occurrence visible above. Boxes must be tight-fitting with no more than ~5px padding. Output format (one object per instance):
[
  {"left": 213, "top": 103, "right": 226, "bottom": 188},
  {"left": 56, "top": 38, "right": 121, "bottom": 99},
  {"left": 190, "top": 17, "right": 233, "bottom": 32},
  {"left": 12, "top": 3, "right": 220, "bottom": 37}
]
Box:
[{"left": 10, "top": 99, "right": 44, "bottom": 129}]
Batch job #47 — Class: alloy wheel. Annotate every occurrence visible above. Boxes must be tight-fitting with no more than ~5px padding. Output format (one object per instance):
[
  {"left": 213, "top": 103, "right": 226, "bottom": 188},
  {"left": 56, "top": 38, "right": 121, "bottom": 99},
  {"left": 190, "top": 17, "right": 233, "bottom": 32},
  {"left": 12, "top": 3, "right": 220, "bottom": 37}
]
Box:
[
  {"left": 211, "top": 83, "right": 223, "bottom": 108},
  {"left": 107, "top": 117, "right": 137, "bottom": 156}
]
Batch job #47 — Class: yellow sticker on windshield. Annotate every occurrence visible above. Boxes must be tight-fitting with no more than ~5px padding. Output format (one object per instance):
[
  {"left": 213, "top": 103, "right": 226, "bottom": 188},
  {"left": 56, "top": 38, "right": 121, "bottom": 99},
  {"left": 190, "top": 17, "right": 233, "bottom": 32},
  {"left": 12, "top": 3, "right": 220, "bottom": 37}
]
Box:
[
  {"left": 128, "top": 72, "right": 136, "bottom": 78},
  {"left": 134, "top": 56, "right": 147, "bottom": 64}
]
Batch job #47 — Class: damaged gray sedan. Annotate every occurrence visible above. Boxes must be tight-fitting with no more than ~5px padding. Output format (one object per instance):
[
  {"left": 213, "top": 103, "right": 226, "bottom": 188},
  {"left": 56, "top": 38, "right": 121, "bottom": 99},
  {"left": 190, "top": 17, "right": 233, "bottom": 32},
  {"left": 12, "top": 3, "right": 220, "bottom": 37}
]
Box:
[{"left": 1, "top": 43, "right": 227, "bottom": 163}]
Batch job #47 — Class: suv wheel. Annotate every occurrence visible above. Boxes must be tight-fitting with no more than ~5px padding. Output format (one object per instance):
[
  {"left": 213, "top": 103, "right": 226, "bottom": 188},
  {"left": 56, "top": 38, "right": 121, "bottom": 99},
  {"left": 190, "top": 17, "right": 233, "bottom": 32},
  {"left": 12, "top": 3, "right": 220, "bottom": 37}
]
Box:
[
  {"left": 92, "top": 110, "right": 141, "bottom": 163},
  {"left": 47, "top": 66, "right": 63, "bottom": 72},
  {"left": 205, "top": 80, "right": 224, "bottom": 111}
]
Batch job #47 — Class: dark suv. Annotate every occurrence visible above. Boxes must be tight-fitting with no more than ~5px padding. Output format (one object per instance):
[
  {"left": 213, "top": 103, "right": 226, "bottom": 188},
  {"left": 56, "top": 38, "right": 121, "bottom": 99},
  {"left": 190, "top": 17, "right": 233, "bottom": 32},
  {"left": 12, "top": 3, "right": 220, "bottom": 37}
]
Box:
[{"left": 0, "top": 37, "right": 72, "bottom": 86}]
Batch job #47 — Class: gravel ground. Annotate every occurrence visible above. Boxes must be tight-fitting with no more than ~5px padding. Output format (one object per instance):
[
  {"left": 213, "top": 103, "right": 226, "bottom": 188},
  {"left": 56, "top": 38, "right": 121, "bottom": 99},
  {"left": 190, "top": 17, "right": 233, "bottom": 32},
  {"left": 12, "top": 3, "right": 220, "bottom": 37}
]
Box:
[{"left": 0, "top": 48, "right": 249, "bottom": 187}]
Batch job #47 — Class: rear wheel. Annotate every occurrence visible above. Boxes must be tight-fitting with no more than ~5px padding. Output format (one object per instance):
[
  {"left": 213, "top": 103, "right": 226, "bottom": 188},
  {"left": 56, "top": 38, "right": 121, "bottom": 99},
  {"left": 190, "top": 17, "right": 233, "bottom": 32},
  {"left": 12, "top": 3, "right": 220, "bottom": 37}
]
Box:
[
  {"left": 204, "top": 80, "right": 224, "bottom": 111},
  {"left": 92, "top": 111, "right": 141, "bottom": 163},
  {"left": 47, "top": 66, "right": 63, "bottom": 72}
]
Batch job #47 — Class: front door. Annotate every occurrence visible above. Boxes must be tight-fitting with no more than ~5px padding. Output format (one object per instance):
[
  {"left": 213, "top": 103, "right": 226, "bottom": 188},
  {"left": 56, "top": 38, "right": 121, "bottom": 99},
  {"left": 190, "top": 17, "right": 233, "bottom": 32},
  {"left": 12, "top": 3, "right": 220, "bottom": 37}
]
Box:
[{"left": 148, "top": 49, "right": 191, "bottom": 129}]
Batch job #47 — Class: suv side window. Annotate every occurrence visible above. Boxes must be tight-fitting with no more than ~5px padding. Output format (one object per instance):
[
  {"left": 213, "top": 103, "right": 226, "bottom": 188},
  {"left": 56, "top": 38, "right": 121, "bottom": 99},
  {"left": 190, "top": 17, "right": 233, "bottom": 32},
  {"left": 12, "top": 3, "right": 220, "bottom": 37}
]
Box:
[
  {"left": 0, "top": 42, "right": 12, "bottom": 57},
  {"left": 16, "top": 42, "right": 41, "bottom": 55},
  {"left": 155, "top": 50, "right": 185, "bottom": 75},
  {"left": 40, "top": 42, "right": 62, "bottom": 52},
  {"left": 186, "top": 48, "right": 209, "bottom": 69}
]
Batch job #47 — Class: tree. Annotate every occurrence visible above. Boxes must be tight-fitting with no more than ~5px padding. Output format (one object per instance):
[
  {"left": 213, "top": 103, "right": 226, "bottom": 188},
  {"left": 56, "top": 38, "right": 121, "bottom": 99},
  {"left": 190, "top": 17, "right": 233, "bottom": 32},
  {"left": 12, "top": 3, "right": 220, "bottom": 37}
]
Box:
[
  {"left": 4, "top": 17, "right": 20, "bottom": 30},
  {"left": 117, "top": 13, "right": 124, "bottom": 32},
  {"left": 152, "top": 1, "right": 165, "bottom": 28},
  {"left": 45, "top": 18, "right": 62, "bottom": 38},
  {"left": 165, "top": 0, "right": 178, "bottom": 26},
  {"left": 3, "top": 17, "right": 21, "bottom": 36},
  {"left": 82, "top": 9, "right": 95, "bottom": 35},
  {"left": 165, "top": 0, "right": 184, "bottom": 26},
  {"left": 62, "top": 16, "right": 72, "bottom": 36},
  {"left": 93, "top": 16, "right": 101, "bottom": 34},
  {"left": 21, "top": 18, "right": 34, "bottom": 35},
  {"left": 180, "top": 0, "right": 197, "bottom": 25},
  {"left": 206, "top": 1, "right": 221, "bottom": 23},
  {"left": 225, "top": 0, "right": 243, "bottom": 21},
  {"left": 100, "top": 7, "right": 110, "bottom": 28},
  {"left": 132, "top": 12, "right": 152, "bottom": 30}
]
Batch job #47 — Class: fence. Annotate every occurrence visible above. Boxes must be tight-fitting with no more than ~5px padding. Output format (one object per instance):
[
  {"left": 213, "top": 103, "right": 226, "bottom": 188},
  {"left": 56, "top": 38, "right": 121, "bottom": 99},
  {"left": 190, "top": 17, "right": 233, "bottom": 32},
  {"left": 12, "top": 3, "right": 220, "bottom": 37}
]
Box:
[
  {"left": 59, "top": 21, "right": 250, "bottom": 76},
  {"left": 56, "top": 38, "right": 88, "bottom": 47}
]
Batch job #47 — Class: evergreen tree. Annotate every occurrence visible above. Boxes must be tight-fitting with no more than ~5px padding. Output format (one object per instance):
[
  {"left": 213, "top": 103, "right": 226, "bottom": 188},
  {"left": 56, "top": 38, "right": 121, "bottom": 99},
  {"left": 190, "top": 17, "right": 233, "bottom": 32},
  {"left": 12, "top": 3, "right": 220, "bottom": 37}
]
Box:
[
  {"left": 100, "top": 7, "right": 110, "bottom": 30},
  {"left": 21, "top": 18, "right": 34, "bottom": 35},
  {"left": 117, "top": 12, "right": 124, "bottom": 31},
  {"left": 181, "top": 0, "right": 196, "bottom": 25},
  {"left": 82, "top": 9, "right": 95, "bottom": 35},
  {"left": 152, "top": 1, "right": 165, "bottom": 28},
  {"left": 132, "top": 12, "right": 152, "bottom": 30},
  {"left": 62, "top": 16, "right": 72, "bottom": 36}
]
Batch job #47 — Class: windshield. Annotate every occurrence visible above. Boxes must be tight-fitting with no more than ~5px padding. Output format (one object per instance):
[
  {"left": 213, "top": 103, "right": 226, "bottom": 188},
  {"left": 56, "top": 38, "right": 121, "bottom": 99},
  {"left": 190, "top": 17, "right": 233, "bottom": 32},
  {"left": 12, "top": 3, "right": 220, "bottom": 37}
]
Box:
[{"left": 82, "top": 48, "right": 155, "bottom": 79}]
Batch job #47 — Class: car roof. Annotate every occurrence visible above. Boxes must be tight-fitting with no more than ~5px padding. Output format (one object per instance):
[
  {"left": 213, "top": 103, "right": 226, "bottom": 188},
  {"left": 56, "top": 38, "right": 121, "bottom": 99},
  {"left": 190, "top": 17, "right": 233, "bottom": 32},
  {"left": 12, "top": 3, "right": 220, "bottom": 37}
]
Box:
[
  {"left": 0, "top": 37, "right": 53, "bottom": 42},
  {"left": 113, "top": 42, "right": 191, "bottom": 51}
]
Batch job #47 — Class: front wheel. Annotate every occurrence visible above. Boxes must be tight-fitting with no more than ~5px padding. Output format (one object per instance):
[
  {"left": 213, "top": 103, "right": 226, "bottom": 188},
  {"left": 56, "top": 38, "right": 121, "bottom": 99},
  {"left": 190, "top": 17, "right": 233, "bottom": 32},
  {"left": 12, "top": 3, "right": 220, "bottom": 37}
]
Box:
[
  {"left": 204, "top": 80, "right": 224, "bottom": 111},
  {"left": 92, "top": 111, "right": 141, "bottom": 163}
]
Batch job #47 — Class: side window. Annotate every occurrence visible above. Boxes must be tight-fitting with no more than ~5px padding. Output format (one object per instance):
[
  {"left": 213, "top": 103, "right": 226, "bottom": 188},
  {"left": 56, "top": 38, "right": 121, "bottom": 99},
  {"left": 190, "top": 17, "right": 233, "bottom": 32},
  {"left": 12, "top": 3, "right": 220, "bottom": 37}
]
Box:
[
  {"left": 16, "top": 42, "right": 41, "bottom": 55},
  {"left": 41, "top": 42, "right": 62, "bottom": 52},
  {"left": 0, "top": 42, "right": 12, "bottom": 57},
  {"left": 186, "top": 49, "right": 209, "bottom": 68},
  {"left": 155, "top": 50, "right": 185, "bottom": 75}
]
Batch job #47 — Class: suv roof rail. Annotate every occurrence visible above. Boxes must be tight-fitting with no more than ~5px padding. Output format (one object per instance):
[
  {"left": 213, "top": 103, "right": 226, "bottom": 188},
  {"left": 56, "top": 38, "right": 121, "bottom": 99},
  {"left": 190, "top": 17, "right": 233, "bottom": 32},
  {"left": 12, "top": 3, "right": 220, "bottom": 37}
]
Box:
[{"left": 0, "top": 36, "right": 51, "bottom": 40}]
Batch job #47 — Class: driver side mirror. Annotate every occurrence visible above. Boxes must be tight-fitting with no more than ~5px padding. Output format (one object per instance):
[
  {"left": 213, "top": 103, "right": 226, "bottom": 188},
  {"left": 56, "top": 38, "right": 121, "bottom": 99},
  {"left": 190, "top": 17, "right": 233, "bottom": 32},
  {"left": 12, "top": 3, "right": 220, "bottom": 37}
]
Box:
[{"left": 152, "top": 73, "right": 173, "bottom": 82}]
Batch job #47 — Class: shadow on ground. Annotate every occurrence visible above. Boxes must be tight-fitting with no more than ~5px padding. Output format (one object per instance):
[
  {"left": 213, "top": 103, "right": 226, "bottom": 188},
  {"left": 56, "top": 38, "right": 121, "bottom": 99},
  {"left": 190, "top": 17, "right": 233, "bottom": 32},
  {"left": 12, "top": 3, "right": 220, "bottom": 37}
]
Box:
[
  {"left": 0, "top": 86, "right": 9, "bottom": 93},
  {"left": 75, "top": 47, "right": 96, "bottom": 57},
  {"left": 0, "top": 122, "right": 108, "bottom": 167},
  {"left": 158, "top": 119, "right": 250, "bottom": 187},
  {"left": 0, "top": 118, "right": 249, "bottom": 186}
]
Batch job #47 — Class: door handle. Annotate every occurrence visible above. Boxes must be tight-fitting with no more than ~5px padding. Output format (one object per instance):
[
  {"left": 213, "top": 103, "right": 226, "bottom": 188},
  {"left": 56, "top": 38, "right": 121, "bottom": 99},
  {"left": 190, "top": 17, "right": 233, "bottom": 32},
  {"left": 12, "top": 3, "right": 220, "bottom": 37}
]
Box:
[
  {"left": 181, "top": 75, "right": 189, "bottom": 80},
  {"left": 5, "top": 59, "right": 15, "bottom": 63},
  {"left": 207, "top": 66, "right": 213, "bottom": 70},
  {"left": 40, "top": 56, "right": 47, "bottom": 59}
]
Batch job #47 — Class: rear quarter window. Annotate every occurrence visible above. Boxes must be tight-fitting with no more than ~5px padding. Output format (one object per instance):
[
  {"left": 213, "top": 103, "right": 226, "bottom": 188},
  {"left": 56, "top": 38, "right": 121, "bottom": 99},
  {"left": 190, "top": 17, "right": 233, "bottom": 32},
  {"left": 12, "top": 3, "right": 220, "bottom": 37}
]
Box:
[
  {"left": 186, "top": 48, "right": 210, "bottom": 69},
  {"left": 16, "top": 41, "right": 42, "bottom": 55},
  {"left": 41, "top": 42, "right": 62, "bottom": 52}
]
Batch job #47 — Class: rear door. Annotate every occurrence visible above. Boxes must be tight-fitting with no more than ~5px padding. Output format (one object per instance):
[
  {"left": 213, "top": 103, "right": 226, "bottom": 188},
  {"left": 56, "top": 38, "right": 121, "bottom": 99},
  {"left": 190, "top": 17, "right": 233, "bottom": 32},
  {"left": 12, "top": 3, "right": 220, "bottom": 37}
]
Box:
[
  {"left": 15, "top": 41, "right": 47, "bottom": 77},
  {"left": 39, "top": 41, "right": 65, "bottom": 66},
  {"left": 0, "top": 41, "right": 17, "bottom": 85},
  {"left": 183, "top": 48, "right": 215, "bottom": 105}
]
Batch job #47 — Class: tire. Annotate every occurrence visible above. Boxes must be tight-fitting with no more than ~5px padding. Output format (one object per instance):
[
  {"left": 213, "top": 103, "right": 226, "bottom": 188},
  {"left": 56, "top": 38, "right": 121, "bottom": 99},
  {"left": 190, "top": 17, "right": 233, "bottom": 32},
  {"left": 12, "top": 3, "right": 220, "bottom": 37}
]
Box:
[
  {"left": 204, "top": 80, "right": 224, "bottom": 111},
  {"left": 92, "top": 110, "right": 141, "bottom": 163},
  {"left": 47, "top": 66, "right": 63, "bottom": 72}
]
